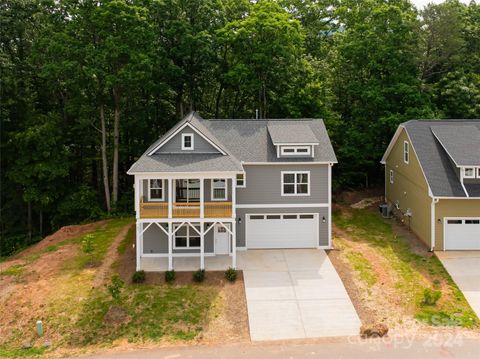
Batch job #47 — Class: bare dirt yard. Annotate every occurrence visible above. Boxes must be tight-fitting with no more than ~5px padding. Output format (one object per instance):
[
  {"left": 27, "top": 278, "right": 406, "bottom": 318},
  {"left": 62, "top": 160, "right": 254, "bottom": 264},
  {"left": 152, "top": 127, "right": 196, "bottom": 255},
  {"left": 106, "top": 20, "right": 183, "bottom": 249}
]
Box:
[
  {"left": 329, "top": 192, "right": 480, "bottom": 338},
  {"left": 0, "top": 218, "right": 248, "bottom": 358}
]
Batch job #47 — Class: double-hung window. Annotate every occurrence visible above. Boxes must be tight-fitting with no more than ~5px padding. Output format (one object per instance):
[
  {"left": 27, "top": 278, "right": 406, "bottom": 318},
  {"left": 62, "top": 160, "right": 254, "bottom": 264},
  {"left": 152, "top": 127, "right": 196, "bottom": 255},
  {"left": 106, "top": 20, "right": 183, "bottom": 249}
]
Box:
[
  {"left": 404, "top": 141, "right": 409, "bottom": 164},
  {"left": 174, "top": 225, "right": 200, "bottom": 249},
  {"left": 148, "top": 179, "right": 164, "bottom": 201},
  {"left": 182, "top": 133, "right": 194, "bottom": 150},
  {"left": 212, "top": 179, "right": 227, "bottom": 200},
  {"left": 236, "top": 173, "right": 246, "bottom": 188},
  {"left": 282, "top": 171, "right": 310, "bottom": 196}
]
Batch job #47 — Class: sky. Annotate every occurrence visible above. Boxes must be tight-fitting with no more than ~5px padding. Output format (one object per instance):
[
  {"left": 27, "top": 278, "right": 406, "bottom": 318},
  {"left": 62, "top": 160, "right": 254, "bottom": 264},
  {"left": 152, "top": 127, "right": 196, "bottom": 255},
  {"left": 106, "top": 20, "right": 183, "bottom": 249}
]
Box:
[{"left": 411, "top": 0, "right": 472, "bottom": 9}]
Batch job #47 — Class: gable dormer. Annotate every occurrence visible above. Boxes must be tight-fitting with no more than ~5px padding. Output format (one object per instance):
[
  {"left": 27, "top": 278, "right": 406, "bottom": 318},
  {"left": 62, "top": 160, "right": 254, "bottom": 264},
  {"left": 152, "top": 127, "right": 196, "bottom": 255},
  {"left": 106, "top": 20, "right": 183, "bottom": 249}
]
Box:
[
  {"left": 148, "top": 113, "right": 227, "bottom": 156},
  {"left": 431, "top": 125, "right": 480, "bottom": 186},
  {"left": 267, "top": 123, "right": 319, "bottom": 158}
]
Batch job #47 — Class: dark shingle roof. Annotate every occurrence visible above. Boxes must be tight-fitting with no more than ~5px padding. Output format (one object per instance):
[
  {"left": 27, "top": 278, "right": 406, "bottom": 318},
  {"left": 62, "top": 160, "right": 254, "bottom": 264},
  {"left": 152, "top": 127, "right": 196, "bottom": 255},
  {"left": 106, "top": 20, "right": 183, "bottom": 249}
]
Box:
[
  {"left": 402, "top": 120, "right": 480, "bottom": 197},
  {"left": 128, "top": 113, "right": 337, "bottom": 174},
  {"left": 267, "top": 123, "right": 319, "bottom": 144},
  {"left": 199, "top": 119, "right": 336, "bottom": 163},
  {"left": 431, "top": 125, "right": 480, "bottom": 166}
]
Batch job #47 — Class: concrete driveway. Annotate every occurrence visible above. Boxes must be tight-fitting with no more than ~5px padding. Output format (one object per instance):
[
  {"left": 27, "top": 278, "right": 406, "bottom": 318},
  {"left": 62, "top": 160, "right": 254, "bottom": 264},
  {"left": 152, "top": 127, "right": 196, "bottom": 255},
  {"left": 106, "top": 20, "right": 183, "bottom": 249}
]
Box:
[
  {"left": 436, "top": 251, "right": 480, "bottom": 319},
  {"left": 237, "top": 249, "right": 361, "bottom": 341}
]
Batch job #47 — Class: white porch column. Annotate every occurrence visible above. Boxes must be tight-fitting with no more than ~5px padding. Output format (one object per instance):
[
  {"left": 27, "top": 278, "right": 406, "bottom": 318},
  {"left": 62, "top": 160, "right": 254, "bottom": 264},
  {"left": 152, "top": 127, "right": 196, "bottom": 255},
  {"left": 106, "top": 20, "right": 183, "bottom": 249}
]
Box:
[
  {"left": 232, "top": 176, "right": 237, "bottom": 269},
  {"left": 136, "top": 222, "right": 141, "bottom": 271},
  {"left": 232, "top": 221, "right": 237, "bottom": 269},
  {"left": 328, "top": 163, "right": 332, "bottom": 248},
  {"left": 200, "top": 178, "right": 204, "bottom": 218},
  {"left": 168, "top": 222, "right": 173, "bottom": 271},
  {"left": 200, "top": 225, "right": 205, "bottom": 270},
  {"left": 134, "top": 176, "right": 141, "bottom": 219},
  {"left": 168, "top": 178, "right": 173, "bottom": 218}
]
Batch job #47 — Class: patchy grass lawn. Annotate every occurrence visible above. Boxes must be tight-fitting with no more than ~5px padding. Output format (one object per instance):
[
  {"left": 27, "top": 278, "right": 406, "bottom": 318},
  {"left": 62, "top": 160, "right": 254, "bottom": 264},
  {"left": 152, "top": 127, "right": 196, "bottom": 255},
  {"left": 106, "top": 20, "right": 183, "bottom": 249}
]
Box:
[
  {"left": 0, "top": 217, "right": 246, "bottom": 358},
  {"left": 332, "top": 205, "right": 479, "bottom": 329}
]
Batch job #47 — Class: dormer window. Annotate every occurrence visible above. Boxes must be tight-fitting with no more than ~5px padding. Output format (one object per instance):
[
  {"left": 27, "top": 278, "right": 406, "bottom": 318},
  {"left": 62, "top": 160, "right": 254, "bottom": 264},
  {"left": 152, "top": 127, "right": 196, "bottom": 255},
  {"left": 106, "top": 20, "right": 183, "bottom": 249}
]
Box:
[
  {"left": 182, "top": 133, "right": 194, "bottom": 150},
  {"left": 463, "top": 167, "right": 475, "bottom": 178},
  {"left": 280, "top": 146, "right": 311, "bottom": 156}
]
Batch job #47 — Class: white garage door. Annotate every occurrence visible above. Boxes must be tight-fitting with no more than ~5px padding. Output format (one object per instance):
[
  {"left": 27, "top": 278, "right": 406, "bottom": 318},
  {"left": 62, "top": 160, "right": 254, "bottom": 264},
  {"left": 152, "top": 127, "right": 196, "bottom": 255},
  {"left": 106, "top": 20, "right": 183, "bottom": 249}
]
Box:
[
  {"left": 444, "top": 218, "right": 480, "bottom": 250},
  {"left": 246, "top": 213, "right": 318, "bottom": 249}
]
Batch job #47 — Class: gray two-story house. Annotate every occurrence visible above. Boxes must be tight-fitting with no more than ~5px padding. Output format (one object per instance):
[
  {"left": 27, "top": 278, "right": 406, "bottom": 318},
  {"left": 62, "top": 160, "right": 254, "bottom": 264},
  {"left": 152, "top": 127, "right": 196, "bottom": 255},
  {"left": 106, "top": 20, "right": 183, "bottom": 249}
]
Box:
[{"left": 127, "top": 112, "right": 337, "bottom": 271}]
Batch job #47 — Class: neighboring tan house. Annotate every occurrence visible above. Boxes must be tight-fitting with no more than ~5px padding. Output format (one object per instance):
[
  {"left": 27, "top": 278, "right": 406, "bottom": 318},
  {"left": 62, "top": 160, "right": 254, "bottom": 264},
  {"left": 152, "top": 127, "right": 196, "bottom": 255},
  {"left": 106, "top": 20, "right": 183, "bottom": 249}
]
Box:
[
  {"left": 381, "top": 120, "right": 480, "bottom": 251},
  {"left": 127, "top": 112, "right": 337, "bottom": 270}
]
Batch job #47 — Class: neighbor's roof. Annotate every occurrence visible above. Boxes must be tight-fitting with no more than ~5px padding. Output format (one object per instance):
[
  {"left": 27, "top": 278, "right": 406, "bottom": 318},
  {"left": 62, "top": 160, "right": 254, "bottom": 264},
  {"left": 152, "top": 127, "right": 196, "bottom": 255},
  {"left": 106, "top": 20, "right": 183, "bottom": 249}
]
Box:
[
  {"left": 267, "top": 123, "right": 319, "bottom": 144},
  {"left": 431, "top": 125, "right": 480, "bottom": 166},
  {"left": 128, "top": 112, "right": 337, "bottom": 173},
  {"left": 383, "top": 119, "right": 480, "bottom": 198}
]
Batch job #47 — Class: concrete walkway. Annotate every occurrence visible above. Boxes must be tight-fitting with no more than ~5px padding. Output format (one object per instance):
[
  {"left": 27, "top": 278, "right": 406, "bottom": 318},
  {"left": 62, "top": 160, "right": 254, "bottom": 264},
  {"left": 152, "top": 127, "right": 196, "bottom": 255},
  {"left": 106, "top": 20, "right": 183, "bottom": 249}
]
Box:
[
  {"left": 436, "top": 251, "right": 480, "bottom": 319},
  {"left": 241, "top": 249, "right": 361, "bottom": 341}
]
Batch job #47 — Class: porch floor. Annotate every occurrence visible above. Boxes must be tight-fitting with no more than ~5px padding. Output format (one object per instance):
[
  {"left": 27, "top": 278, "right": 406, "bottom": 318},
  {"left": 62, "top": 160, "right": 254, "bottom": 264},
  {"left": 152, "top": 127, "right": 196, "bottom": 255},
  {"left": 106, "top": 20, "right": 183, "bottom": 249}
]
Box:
[{"left": 140, "top": 255, "right": 235, "bottom": 271}]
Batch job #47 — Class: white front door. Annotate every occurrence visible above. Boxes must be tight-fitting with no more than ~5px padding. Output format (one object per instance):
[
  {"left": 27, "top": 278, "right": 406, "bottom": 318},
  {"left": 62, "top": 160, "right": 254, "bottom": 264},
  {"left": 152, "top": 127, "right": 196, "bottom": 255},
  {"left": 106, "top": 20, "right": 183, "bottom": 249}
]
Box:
[
  {"left": 215, "top": 224, "right": 230, "bottom": 255},
  {"left": 444, "top": 218, "right": 480, "bottom": 250}
]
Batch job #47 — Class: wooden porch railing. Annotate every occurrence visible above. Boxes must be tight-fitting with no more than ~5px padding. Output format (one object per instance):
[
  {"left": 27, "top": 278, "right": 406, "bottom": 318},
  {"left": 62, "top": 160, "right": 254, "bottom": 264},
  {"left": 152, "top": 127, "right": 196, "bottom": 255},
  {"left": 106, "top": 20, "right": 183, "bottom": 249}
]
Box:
[{"left": 139, "top": 199, "right": 232, "bottom": 219}]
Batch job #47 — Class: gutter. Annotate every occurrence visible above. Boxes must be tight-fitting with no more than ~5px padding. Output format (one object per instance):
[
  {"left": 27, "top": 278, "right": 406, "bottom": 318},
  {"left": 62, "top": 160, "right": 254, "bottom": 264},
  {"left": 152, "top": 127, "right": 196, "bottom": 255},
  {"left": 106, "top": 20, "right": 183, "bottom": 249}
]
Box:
[{"left": 430, "top": 196, "right": 439, "bottom": 251}]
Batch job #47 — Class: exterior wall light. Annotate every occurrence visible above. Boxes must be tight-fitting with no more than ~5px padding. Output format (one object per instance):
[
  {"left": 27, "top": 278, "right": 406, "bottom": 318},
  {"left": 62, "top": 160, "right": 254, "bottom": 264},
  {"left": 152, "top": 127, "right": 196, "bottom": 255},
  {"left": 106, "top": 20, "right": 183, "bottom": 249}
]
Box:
[{"left": 322, "top": 216, "right": 326, "bottom": 223}]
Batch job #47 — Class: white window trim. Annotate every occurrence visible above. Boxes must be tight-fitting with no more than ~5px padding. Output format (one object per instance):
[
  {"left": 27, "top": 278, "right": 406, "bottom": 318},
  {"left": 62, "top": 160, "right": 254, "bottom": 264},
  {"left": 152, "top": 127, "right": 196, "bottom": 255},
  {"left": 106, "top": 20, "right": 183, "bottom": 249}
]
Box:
[
  {"left": 236, "top": 173, "right": 246, "bottom": 188},
  {"left": 463, "top": 167, "right": 475, "bottom": 179},
  {"left": 211, "top": 178, "right": 228, "bottom": 201},
  {"left": 280, "top": 146, "right": 311, "bottom": 156},
  {"left": 281, "top": 171, "right": 310, "bottom": 196},
  {"left": 477, "top": 168, "right": 480, "bottom": 178},
  {"left": 403, "top": 141, "right": 409, "bottom": 164},
  {"left": 148, "top": 179, "right": 164, "bottom": 201},
  {"left": 181, "top": 133, "right": 194, "bottom": 150},
  {"left": 389, "top": 170, "right": 394, "bottom": 184},
  {"left": 173, "top": 224, "right": 201, "bottom": 249}
]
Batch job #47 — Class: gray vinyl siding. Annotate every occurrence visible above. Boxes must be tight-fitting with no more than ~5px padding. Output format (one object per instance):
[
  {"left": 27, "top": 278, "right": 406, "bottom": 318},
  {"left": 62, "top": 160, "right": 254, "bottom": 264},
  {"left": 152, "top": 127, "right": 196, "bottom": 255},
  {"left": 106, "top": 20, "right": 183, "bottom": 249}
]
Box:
[
  {"left": 143, "top": 223, "right": 214, "bottom": 254},
  {"left": 237, "top": 164, "right": 329, "bottom": 204},
  {"left": 154, "top": 126, "right": 220, "bottom": 154},
  {"left": 235, "top": 207, "right": 329, "bottom": 247}
]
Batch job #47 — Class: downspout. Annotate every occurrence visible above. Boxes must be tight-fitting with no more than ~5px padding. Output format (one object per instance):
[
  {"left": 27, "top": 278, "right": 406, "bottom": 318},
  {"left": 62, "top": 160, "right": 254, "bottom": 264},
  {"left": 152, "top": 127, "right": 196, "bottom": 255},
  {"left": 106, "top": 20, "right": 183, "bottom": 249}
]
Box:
[{"left": 430, "top": 194, "right": 439, "bottom": 252}]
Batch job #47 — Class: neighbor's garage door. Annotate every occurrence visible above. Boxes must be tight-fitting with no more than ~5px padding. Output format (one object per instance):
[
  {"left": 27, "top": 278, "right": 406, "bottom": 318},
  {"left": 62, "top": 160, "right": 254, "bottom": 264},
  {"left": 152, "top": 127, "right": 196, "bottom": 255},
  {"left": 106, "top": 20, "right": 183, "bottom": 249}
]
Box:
[
  {"left": 444, "top": 218, "right": 480, "bottom": 250},
  {"left": 246, "top": 213, "right": 318, "bottom": 249}
]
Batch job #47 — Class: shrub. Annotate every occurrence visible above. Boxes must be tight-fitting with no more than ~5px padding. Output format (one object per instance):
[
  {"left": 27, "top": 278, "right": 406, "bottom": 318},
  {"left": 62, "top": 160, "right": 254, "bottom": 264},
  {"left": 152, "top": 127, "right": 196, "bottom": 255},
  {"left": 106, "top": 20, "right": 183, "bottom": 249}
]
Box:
[
  {"left": 423, "top": 288, "right": 442, "bottom": 306},
  {"left": 132, "top": 270, "right": 146, "bottom": 284},
  {"left": 225, "top": 267, "right": 237, "bottom": 282},
  {"left": 165, "top": 270, "right": 175, "bottom": 283},
  {"left": 193, "top": 269, "right": 205, "bottom": 283},
  {"left": 107, "top": 274, "right": 124, "bottom": 302},
  {"left": 82, "top": 234, "right": 94, "bottom": 254}
]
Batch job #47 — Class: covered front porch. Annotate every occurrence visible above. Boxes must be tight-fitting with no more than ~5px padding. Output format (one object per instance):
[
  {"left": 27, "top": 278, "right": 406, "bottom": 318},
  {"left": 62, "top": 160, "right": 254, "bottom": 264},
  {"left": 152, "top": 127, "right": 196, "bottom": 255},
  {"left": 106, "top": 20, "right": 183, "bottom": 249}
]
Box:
[{"left": 140, "top": 255, "right": 236, "bottom": 271}]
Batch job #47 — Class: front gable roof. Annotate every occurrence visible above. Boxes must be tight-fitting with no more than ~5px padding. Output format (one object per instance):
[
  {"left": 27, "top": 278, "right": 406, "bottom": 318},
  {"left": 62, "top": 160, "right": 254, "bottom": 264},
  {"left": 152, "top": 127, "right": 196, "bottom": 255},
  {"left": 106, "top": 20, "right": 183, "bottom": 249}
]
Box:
[{"left": 147, "top": 112, "right": 227, "bottom": 156}]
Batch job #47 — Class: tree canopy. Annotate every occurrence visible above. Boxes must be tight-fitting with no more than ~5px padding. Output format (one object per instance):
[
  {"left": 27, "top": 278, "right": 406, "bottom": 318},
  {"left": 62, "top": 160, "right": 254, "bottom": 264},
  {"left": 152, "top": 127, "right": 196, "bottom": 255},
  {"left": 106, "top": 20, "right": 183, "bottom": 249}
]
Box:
[{"left": 1, "top": 0, "right": 479, "bottom": 255}]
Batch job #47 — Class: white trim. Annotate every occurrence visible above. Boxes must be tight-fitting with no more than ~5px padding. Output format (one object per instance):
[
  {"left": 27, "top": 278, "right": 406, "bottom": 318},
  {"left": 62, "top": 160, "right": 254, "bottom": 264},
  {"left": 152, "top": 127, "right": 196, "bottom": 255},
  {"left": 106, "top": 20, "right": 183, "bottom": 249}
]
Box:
[
  {"left": 181, "top": 133, "right": 194, "bottom": 150},
  {"left": 236, "top": 203, "right": 328, "bottom": 208},
  {"left": 328, "top": 163, "right": 332, "bottom": 248},
  {"left": 403, "top": 141, "right": 409, "bottom": 164},
  {"left": 462, "top": 167, "right": 475, "bottom": 179},
  {"left": 433, "top": 196, "right": 480, "bottom": 199},
  {"left": 273, "top": 142, "right": 319, "bottom": 146},
  {"left": 430, "top": 197, "right": 438, "bottom": 251},
  {"left": 281, "top": 171, "right": 311, "bottom": 196},
  {"left": 211, "top": 178, "right": 228, "bottom": 201},
  {"left": 236, "top": 173, "right": 246, "bottom": 188},
  {"left": 142, "top": 253, "right": 215, "bottom": 258},
  {"left": 147, "top": 179, "right": 165, "bottom": 202},
  {"left": 130, "top": 172, "right": 238, "bottom": 179},
  {"left": 242, "top": 161, "right": 336, "bottom": 166},
  {"left": 147, "top": 121, "right": 227, "bottom": 156}
]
